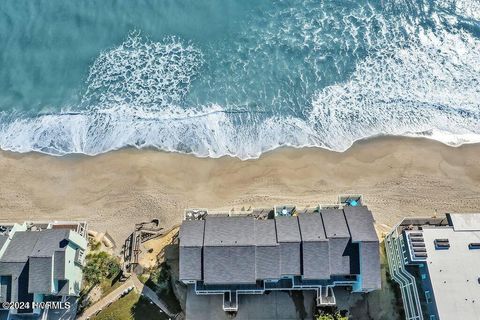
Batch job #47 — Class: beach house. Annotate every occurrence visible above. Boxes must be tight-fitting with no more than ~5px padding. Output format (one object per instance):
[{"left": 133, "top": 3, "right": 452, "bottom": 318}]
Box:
[
  {"left": 0, "top": 221, "right": 88, "bottom": 319},
  {"left": 179, "top": 203, "right": 381, "bottom": 312}
]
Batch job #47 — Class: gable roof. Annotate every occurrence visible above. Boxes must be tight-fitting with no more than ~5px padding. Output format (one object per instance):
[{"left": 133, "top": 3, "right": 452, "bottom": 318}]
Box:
[
  {"left": 275, "top": 217, "right": 301, "bottom": 243},
  {"left": 321, "top": 209, "right": 350, "bottom": 238},
  {"left": 343, "top": 206, "right": 378, "bottom": 242},
  {"left": 0, "top": 232, "right": 41, "bottom": 262},
  {"left": 28, "top": 256, "right": 53, "bottom": 294},
  {"left": 298, "top": 214, "right": 326, "bottom": 242},
  {"left": 179, "top": 206, "right": 380, "bottom": 288},
  {"left": 204, "top": 246, "right": 256, "bottom": 284},
  {"left": 204, "top": 216, "right": 255, "bottom": 246},
  {"left": 0, "top": 229, "right": 69, "bottom": 263},
  {"left": 254, "top": 220, "right": 277, "bottom": 246},
  {"left": 179, "top": 220, "right": 205, "bottom": 247}
]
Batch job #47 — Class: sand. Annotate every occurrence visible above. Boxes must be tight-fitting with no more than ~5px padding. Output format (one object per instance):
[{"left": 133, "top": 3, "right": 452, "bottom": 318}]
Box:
[{"left": 0, "top": 136, "right": 479, "bottom": 247}]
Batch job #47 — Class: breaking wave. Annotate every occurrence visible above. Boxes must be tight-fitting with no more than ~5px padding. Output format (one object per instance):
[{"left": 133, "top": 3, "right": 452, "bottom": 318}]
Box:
[{"left": 0, "top": 0, "right": 479, "bottom": 159}]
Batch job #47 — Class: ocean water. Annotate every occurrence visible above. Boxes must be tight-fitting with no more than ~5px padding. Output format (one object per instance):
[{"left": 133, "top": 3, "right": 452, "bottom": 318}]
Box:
[{"left": 0, "top": 0, "right": 479, "bottom": 159}]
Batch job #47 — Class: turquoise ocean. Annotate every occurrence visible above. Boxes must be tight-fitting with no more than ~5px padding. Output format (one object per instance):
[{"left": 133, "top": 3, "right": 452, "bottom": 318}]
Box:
[{"left": 0, "top": 0, "right": 479, "bottom": 159}]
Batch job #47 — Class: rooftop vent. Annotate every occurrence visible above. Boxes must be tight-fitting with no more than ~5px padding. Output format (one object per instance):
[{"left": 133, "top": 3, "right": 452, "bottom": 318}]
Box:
[
  {"left": 469, "top": 243, "right": 480, "bottom": 250},
  {"left": 434, "top": 239, "right": 450, "bottom": 250}
]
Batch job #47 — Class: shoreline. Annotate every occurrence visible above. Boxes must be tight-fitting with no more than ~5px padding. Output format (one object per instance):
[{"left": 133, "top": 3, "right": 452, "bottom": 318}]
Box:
[
  {"left": 2, "top": 131, "right": 480, "bottom": 161},
  {"left": 1, "top": 135, "right": 479, "bottom": 246}
]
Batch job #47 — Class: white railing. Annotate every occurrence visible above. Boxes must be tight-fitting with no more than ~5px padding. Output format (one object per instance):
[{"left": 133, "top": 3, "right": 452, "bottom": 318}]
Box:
[{"left": 385, "top": 227, "right": 424, "bottom": 320}]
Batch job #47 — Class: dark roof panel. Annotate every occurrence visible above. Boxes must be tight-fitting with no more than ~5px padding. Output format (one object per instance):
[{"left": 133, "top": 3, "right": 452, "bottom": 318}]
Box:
[
  {"left": 204, "top": 246, "right": 256, "bottom": 284},
  {"left": 359, "top": 242, "right": 381, "bottom": 290},
  {"left": 204, "top": 217, "right": 255, "bottom": 246},
  {"left": 179, "top": 246, "right": 202, "bottom": 281},
  {"left": 0, "top": 232, "right": 40, "bottom": 262},
  {"left": 298, "top": 214, "right": 326, "bottom": 242},
  {"left": 0, "top": 229, "right": 69, "bottom": 263},
  {"left": 254, "top": 220, "right": 277, "bottom": 246},
  {"left": 328, "top": 238, "right": 350, "bottom": 275},
  {"left": 0, "top": 236, "right": 7, "bottom": 251},
  {"left": 279, "top": 242, "right": 301, "bottom": 275},
  {"left": 28, "top": 256, "right": 53, "bottom": 294},
  {"left": 54, "top": 251, "right": 66, "bottom": 280},
  {"left": 321, "top": 209, "right": 350, "bottom": 238},
  {"left": 31, "top": 229, "right": 69, "bottom": 257},
  {"left": 256, "top": 246, "right": 280, "bottom": 279},
  {"left": 343, "top": 206, "right": 378, "bottom": 242},
  {"left": 303, "top": 241, "right": 330, "bottom": 279},
  {"left": 179, "top": 220, "right": 205, "bottom": 247},
  {"left": 275, "top": 217, "right": 301, "bottom": 243}
]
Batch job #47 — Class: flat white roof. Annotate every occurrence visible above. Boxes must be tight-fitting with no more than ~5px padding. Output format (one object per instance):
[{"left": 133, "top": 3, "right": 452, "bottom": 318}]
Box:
[
  {"left": 449, "top": 213, "right": 480, "bottom": 231},
  {"left": 422, "top": 227, "right": 480, "bottom": 319}
]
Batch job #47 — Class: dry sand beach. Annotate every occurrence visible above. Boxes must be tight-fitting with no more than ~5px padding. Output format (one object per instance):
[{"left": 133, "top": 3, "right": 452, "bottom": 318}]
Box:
[{"left": 1, "top": 136, "right": 479, "bottom": 247}]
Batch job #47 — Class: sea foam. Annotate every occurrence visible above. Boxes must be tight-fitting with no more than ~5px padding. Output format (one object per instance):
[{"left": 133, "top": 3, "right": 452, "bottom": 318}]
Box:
[{"left": 0, "top": 1, "right": 479, "bottom": 159}]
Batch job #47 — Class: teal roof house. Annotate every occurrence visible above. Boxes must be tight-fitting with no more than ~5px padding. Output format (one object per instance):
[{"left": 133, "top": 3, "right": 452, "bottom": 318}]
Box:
[{"left": 0, "top": 221, "right": 88, "bottom": 319}]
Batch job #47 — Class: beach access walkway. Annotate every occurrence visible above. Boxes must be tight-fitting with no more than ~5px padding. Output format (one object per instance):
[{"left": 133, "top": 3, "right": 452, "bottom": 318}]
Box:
[
  {"left": 77, "top": 274, "right": 179, "bottom": 320},
  {"left": 385, "top": 228, "right": 423, "bottom": 320}
]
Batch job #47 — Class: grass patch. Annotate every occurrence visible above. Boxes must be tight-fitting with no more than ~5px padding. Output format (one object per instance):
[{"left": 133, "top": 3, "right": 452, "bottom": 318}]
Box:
[
  {"left": 92, "top": 291, "right": 169, "bottom": 320},
  {"left": 138, "top": 274, "right": 149, "bottom": 284}
]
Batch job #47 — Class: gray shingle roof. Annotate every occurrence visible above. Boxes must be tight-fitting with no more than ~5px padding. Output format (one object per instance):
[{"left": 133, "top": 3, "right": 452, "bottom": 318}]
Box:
[
  {"left": 298, "top": 214, "right": 326, "bottom": 241},
  {"left": 255, "top": 246, "right": 280, "bottom": 279},
  {"left": 0, "top": 229, "right": 69, "bottom": 263},
  {"left": 359, "top": 242, "right": 381, "bottom": 290},
  {"left": 0, "top": 236, "right": 7, "bottom": 251},
  {"left": 275, "top": 217, "right": 301, "bottom": 243},
  {"left": 343, "top": 206, "right": 378, "bottom": 242},
  {"left": 179, "top": 246, "right": 202, "bottom": 281},
  {"left": 0, "top": 232, "right": 41, "bottom": 262},
  {"left": 303, "top": 241, "right": 330, "bottom": 279},
  {"left": 28, "top": 256, "right": 53, "bottom": 294},
  {"left": 328, "top": 238, "right": 350, "bottom": 275},
  {"left": 179, "top": 220, "right": 205, "bottom": 247},
  {"left": 254, "top": 220, "right": 277, "bottom": 246},
  {"left": 179, "top": 206, "right": 380, "bottom": 290},
  {"left": 204, "top": 217, "right": 255, "bottom": 246},
  {"left": 30, "top": 229, "right": 69, "bottom": 257},
  {"left": 279, "top": 242, "right": 301, "bottom": 275},
  {"left": 321, "top": 209, "right": 350, "bottom": 238},
  {"left": 204, "top": 246, "right": 256, "bottom": 284},
  {"left": 54, "top": 251, "right": 66, "bottom": 280},
  {"left": 254, "top": 220, "right": 280, "bottom": 280}
]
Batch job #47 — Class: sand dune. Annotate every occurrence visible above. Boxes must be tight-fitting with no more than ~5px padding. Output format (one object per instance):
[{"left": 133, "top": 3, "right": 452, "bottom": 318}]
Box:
[{"left": 0, "top": 136, "right": 479, "bottom": 247}]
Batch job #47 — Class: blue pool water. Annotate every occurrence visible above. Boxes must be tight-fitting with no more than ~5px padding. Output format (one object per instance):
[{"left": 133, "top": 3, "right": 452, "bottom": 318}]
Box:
[{"left": 0, "top": 0, "right": 479, "bottom": 158}]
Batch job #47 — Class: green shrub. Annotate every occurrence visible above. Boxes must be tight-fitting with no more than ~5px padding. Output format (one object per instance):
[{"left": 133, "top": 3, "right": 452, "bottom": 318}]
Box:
[{"left": 83, "top": 251, "right": 121, "bottom": 287}]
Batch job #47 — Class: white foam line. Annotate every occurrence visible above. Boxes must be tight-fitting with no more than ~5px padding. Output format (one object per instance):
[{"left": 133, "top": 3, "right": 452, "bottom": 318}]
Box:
[{"left": 1, "top": 2, "right": 480, "bottom": 160}]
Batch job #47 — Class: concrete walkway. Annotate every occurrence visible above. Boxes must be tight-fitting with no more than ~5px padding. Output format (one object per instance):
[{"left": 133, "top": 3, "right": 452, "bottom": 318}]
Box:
[{"left": 77, "top": 275, "right": 177, "bottom": 319}]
